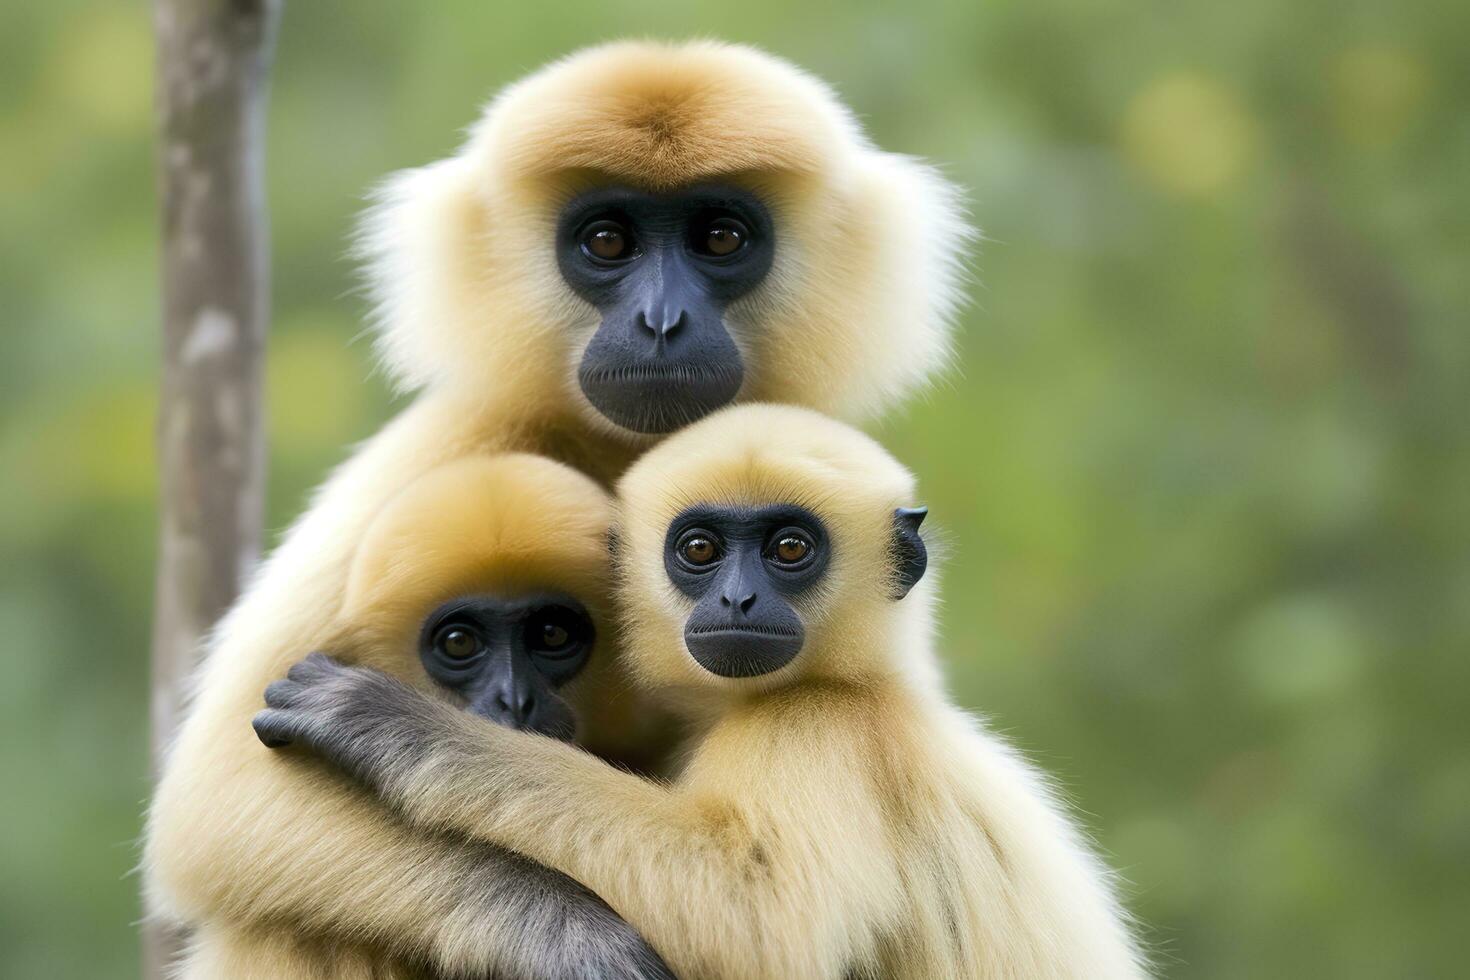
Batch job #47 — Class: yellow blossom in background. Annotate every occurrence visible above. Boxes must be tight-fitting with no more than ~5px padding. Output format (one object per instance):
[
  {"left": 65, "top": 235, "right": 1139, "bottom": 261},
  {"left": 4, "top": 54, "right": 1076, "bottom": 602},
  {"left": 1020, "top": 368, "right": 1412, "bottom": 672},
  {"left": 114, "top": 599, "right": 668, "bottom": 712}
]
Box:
[
  {"left": 267, "top": 318, "right": 376, "bottom": 461},
  {"left": 1330, "top": 44, "right": 1429, "bottom": 149},
  {"left": 44, "top": 8, "right": 152, "bottom": 131},
  {"left": 1120, "top": 72, "right": 1258, "bottom": 197}
]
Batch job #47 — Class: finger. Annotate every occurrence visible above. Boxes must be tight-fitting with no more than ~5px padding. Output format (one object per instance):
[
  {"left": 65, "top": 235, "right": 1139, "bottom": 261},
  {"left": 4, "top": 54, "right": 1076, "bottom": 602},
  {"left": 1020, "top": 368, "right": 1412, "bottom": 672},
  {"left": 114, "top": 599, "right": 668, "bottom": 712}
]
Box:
[
  {"left": 252, "top": 709, "right": 298, "bottom": 748},
  {"left": 289, "top": 651, "right": 343, "bottom": 682},
  {"left": 263, "top": 679, "right": 301, "bottom": 709},
  {"left": 287, "top": 656, "right": 324, "bottom": 683}
]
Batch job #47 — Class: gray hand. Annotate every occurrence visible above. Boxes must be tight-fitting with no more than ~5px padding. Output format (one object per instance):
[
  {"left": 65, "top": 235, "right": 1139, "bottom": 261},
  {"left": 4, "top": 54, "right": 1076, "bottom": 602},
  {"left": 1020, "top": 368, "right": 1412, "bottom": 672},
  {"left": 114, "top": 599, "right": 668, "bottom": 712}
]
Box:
[
  {"left": 253, "top": 652, "right": 445, "bottom": 792},
  {"left": 458, "top": 847, "right": 679, "bottom": 980},
  {"left": 253, "top": 654, "right": 679, "bottom": 980}
]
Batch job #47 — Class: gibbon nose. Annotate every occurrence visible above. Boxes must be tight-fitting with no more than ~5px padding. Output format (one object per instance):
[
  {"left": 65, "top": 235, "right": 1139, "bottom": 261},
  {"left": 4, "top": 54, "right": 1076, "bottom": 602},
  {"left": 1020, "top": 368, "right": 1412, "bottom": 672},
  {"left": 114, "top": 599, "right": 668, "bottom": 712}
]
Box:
[
  {"left": 498, "top": 687, "right": 534, "bottom": 722},
  {"left": 637, "top": 306, "right": 686, "bottom": 340},
  {"left": 720, "top": 591, "right": 758, "bottom": 615},
  {"left": 478, "top": 679, "right": 537, "bottom": 728}
]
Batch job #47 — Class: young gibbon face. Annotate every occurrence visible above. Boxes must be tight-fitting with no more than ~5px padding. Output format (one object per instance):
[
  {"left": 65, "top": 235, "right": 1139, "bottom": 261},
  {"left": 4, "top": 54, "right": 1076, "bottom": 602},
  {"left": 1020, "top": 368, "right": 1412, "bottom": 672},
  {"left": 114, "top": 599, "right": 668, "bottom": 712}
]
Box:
[
  {"left": 664, "top": 504, "right": 830, "bottom": 677},
  {"left": 321, "top": 454, "right": 616, "bottom": 739},
  {"left": 616, "top": 404, "right": 930, "bottom": 692},
  {"left": 417, "top": 592, "right": 595, "bottom": 739}
]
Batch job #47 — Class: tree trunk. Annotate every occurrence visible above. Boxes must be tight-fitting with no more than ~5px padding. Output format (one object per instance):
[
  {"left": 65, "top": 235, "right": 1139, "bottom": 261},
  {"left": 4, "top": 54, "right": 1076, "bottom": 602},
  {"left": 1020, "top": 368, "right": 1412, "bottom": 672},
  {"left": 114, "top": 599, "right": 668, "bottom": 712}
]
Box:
[{"left": 147, "top": 1, "right": 281, "bottom": 976}]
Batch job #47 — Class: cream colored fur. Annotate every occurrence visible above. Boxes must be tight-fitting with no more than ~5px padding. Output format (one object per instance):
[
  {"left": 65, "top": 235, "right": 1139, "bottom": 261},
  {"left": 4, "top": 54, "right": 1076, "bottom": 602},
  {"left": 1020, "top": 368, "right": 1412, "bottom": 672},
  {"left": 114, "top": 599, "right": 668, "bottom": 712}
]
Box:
[
  {"left": 146, "top": 40, "right": 970, "bottom": 977},
  {"left": 362, "top": 405, "right": 1145, "bottom": 979}
]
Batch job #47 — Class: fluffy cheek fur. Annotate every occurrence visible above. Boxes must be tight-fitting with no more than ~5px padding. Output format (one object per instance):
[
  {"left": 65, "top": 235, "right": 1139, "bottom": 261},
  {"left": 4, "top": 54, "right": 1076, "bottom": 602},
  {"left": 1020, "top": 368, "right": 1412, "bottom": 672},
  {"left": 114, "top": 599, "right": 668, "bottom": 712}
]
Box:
[
  {"left": 361, "top": 163, "right": 587, "bottom": 409},
  {"left": 739, "top": 159, "right": 970, "bottom": 421}
]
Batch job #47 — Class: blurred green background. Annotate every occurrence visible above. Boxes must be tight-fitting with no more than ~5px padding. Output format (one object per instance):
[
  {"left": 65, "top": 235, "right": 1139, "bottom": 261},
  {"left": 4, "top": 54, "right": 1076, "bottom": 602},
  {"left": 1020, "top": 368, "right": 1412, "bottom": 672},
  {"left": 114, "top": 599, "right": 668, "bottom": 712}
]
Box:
[{"left": 3, "top": 1, "right": 1466, "bottom": 976}]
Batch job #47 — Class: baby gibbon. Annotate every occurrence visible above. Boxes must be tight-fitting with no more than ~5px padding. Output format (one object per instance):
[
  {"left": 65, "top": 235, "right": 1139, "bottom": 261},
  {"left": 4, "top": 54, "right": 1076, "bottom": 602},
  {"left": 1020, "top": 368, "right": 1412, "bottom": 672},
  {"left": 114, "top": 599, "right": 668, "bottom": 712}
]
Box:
[
  {"left": 255, "top": 405, "right": 1145, "bottom": 980},
  {"left": 188, "top": 454, "right": 672, "bottom": 979}
]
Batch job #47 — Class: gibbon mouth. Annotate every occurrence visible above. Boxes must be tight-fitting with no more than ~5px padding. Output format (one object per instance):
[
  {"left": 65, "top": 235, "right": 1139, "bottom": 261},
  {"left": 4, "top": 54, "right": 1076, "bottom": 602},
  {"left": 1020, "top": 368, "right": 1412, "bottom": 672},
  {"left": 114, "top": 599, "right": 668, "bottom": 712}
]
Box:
[
  {"left": 683, "top": 624, "right": 804, "bottom": 678},
  {"left": 578, "top": 360, "right": 743, "bottom": 435},
  {"left": 685, "top": 625, "right": 800, "bottom": 638},
  {"left": 580, "top": 363, "right": 736, "bottom": 386}
]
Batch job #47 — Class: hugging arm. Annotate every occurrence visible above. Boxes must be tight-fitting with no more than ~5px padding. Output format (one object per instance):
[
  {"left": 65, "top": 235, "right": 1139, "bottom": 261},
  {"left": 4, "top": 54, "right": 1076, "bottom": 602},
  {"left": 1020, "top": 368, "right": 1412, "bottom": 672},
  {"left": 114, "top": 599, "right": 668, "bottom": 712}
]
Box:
[{"left": 256, "top": 654, "right": 885, "bottom": 978}]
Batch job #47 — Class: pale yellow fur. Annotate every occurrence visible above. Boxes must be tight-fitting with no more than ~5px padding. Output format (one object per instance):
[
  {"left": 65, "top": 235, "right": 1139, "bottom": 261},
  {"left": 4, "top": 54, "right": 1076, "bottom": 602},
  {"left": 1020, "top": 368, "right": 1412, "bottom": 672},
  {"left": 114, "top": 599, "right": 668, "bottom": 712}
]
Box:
[
  {"left": 375, "top": 405, "right": 1146, "bottom": 979},
  {"left": 146, "top": 40, "right": 970, "bottom": 977}
]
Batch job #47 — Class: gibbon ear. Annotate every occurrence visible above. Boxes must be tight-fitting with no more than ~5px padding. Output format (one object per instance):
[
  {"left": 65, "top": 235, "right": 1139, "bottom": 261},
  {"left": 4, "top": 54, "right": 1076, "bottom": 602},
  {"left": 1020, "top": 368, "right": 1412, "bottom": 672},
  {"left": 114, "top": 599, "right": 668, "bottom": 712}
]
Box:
[{"left": 890, "top": 507, "right": 928, "bottom": 600}]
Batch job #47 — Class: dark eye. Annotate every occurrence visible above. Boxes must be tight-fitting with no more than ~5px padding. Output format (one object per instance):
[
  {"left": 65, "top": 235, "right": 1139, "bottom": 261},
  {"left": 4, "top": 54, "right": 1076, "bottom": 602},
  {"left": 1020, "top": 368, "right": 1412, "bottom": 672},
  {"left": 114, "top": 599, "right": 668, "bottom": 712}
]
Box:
[
  {"left": 580, "top": 219, "right": 634, "bottom": 262},
  {"left": 683, "top": 536, "right": 718, "bottom": 565},
  {"left": 435, "top": 626, "right": 481, "bottom": 660},
  {"left": 768, "top": 531, "right": 815, "bottom": 568},
  {"left": 525, "top": 606, "right": 588, "bottom": 658},
  {"left": 693, "top": 216, "right": 749, "bottom": 258},
  {"left": 684, "top": 537, "right": 717, "bottom": 563},
  {"left": 676, "top": 529, "right": 722, "bottom": 569}
]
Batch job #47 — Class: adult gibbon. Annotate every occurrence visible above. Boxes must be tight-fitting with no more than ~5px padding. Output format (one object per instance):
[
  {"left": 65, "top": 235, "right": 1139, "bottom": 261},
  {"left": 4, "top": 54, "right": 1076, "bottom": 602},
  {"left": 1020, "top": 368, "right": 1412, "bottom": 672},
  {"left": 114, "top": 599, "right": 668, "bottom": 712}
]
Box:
[
  {"left": 146, "top": 40, "right": 970, "bottom": 978},
  {"left": 255, "top": 404, "right": 1146, "bottom": 980}
]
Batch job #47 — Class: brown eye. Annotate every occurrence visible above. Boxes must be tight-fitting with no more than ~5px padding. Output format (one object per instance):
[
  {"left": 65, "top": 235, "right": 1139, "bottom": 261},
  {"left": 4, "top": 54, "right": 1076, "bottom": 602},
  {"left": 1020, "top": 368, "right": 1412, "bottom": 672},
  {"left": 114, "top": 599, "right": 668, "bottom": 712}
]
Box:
[
  {"left": 682, "top": 536, "right": 718, "bottom": 565},
  {"left": 771, "top": 535, "right": 812, "bottom": 566},
  {"left": 697, "top": 218, "right": 748, "bottom": 257},
  {"left": 582, "top": 220, "right": 632, "bottom": 261},
  {"left": 525, "top": 605, "right": 591, "bottom": 659},
  {"left": 438, "top": 627, "right": 479, "bottom": 660}
]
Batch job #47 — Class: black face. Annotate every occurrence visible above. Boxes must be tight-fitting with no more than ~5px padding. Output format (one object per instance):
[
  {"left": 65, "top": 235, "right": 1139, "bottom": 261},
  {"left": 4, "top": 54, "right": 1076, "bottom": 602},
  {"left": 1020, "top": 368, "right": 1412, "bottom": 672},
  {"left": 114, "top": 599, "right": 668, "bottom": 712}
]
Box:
[
  {"left": 663, "top": 504, "right": 931, "bottom": 679},
  {"left": 663, "top": 505, "right": 830, "bottom": 678},
  {"left": 556, "top": 184, "right": 776, "bottom": 435},
  {"left": 419, "top": 593, "right": 595, "bottom": 740}
]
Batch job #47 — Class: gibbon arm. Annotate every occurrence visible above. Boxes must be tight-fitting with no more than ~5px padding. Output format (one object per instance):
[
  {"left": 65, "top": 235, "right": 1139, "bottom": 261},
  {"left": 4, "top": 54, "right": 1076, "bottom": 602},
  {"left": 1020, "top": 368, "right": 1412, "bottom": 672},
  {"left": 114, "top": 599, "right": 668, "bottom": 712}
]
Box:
[
  {"left": 256, "top": 654, "right": 901, "bottom": 978},
  {"left": 146, "top": 393, "right": 671, "bottom": 980}
]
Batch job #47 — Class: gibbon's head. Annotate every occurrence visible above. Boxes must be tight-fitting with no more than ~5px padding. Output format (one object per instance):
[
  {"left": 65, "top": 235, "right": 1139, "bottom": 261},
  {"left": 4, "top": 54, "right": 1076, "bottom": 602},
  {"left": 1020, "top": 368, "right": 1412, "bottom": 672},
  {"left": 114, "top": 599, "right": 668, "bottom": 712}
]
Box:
[
  {"left": 615, "top": 405, "right": 932, "bottom": 696},
  {"left": 362, "top": 40, "right": 971, "bottom": 437},
  {"left": 336, "top": 454, "right": 615, "bottom": 739}
]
